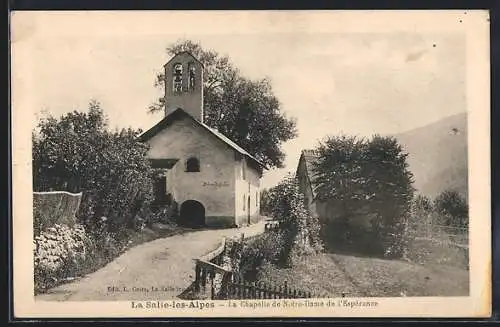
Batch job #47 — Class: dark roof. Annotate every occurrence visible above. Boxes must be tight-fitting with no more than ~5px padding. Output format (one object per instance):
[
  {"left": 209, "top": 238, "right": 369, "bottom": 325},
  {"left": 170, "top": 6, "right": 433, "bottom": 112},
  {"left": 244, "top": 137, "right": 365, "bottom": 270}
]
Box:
[
  {"left": 138, "top": 108, "right": 267, "bottom": 170},
  {"left": 149, "top": 159, "right": 179, "bottom": 169},
  {"left": 163, "top": 51, "right": 204, "bottom": 68}
]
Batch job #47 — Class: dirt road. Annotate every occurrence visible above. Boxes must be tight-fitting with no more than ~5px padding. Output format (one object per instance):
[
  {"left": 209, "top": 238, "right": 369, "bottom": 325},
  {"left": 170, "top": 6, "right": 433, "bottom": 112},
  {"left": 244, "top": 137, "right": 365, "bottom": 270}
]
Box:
[{"left": 35, "top": 221, "right": 265, "bottom": 301}]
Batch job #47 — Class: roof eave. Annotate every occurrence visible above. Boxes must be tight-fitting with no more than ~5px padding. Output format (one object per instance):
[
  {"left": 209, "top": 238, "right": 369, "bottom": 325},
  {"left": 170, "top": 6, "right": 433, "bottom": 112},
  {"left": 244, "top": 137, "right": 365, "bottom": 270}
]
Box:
[{"left": 163, "top": 51, "right": 205, "bottom": 68}]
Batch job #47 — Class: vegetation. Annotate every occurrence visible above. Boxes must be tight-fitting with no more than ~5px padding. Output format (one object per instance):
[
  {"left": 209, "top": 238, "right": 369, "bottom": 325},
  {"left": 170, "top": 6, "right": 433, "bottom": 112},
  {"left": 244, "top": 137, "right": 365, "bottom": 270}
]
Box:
[
  {"left": 433, "top": 189, "right": 469, "bottom": 228},
  {"left": 237, "top": 175, "right": 323, "bottom": 281},
  {"left": 32, "top": 100, "right": 157, "bottom": 234},
  {"left": 148, "top": 39, "right": 298, "bottom": 169},
  {"left": 311, "top": 135, "right": 415, "bottom": 258},
  {"left": 33, "top": 224, "right": 91, "bottom": 292},
  {"left": 258, "top": 252, "right": 469, "bottom": 298},
  {"left": 32, "top": 101, "right": 184, "bottom": 293}
]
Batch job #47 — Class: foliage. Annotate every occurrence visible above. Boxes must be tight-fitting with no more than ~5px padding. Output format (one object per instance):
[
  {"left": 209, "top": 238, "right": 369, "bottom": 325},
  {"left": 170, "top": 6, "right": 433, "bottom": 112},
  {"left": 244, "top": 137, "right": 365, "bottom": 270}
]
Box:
[
  {"left": 433, "top": 189, "right": 469, "bottom": 228},
  {"left": 265, "top": 174, "right": 323, "bottom": 260},
  {"left": 33, "top": 224, "right": 92, "bottom": 292},
  {"left": 32, "top": 101, "right": 156, "bottom": 235},
  {"left": 148, "top": 39, "right": 297, "bottom": 169},
  {"left": 311, "top": 134, "right": 415, "bottom": 258},
  {"left": 238, "top": 232, "right": 287, "bottom": 281},
  {"left": 259, "top": 188, "right": 272, "bottom": 216}
]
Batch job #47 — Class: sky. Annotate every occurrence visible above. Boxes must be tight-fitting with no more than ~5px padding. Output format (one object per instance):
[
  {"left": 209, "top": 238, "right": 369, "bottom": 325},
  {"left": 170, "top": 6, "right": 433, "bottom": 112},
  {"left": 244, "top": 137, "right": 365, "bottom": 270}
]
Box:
[{"left": 12, "top": 11, "right": 469, "bottom": 188}]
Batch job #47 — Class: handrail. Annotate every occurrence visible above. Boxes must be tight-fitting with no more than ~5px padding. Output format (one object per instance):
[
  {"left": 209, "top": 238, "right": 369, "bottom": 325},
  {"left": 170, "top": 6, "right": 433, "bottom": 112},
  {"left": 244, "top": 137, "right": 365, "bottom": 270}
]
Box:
[
  {"left": 194, "top": 259, "right": 232, "bottom": 274},
  {"left": 33, "top": 191, "right": 83, "bottom": 196},
  {"left": 199, "top": 237, "right": 226, "bottom": 262}
]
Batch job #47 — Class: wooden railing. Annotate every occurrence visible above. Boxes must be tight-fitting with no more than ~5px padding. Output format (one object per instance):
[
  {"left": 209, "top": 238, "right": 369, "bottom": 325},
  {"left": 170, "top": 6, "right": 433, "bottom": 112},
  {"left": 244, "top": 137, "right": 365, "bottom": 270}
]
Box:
[
  {"left": 193, "top": 234, "right": 242, "bottom": 299},
  {"left": 226, "top": 276, "right": 314, "bottom": 299},
  {"left": 192, "top": 232, "right": 317, "bottom": 300}
]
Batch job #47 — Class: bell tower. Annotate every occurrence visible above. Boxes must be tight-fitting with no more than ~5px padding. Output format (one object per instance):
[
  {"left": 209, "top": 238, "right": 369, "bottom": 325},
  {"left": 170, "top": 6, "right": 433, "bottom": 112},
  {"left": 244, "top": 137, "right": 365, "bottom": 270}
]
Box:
[{"left": 163, "top": 52, "right": 204, "bottom": 122}]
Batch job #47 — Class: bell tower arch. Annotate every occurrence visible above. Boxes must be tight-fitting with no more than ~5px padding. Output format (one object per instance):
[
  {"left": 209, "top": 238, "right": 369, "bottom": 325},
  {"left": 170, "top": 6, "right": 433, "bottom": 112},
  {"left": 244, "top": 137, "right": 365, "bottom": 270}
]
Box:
[{"left": 163, "top": 52, "right": 204, "bottom": 122}]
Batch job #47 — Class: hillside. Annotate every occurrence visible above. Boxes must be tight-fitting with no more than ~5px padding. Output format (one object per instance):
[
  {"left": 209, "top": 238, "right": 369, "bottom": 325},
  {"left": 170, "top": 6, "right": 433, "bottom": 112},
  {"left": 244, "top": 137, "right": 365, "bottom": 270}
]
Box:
[{"left": 394, "top": 112, "right": 468, "bottom": 199}]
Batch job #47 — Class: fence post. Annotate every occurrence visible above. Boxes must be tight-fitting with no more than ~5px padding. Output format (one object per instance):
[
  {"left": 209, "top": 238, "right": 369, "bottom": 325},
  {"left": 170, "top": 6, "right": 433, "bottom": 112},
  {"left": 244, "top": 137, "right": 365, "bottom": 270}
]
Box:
[
  {"left": 283, "top": 281, "right": 288, "bottom": 299},
  {"left": 194, "top": 260, "right": 201, "bottom": 292},
  {"left": 210, "top": 269, "right": 215, "bottom": 300}
]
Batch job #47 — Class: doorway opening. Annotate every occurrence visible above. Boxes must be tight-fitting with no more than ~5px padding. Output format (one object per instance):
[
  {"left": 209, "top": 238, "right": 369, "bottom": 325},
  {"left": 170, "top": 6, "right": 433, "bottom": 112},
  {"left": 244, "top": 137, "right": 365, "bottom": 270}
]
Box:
[{"left": 179, "top": 200, "right": 206, "bottom": 228}]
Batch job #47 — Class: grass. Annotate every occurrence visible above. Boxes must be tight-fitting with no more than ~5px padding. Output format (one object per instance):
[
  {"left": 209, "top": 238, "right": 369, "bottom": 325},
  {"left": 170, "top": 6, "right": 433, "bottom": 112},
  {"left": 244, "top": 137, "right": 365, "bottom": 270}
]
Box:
[
  {"left": 258, "top": 252, "right": 469, "bottom": 298},
  {"left": 255, "top": 222, "right": 469, "bottom": 298}
]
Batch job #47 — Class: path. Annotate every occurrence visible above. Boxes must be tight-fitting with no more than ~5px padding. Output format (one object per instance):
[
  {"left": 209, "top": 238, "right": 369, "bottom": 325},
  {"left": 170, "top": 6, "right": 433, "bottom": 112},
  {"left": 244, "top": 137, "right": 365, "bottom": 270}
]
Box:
[{"left": 35, "top": 221, "right": 265, "bottom": 301}]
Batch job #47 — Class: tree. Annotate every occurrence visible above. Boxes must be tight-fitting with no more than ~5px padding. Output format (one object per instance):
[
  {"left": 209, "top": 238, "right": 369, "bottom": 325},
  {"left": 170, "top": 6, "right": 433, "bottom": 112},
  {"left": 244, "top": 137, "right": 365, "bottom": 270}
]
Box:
[
  {"left": 148, "top": 39, "right": 297, "bottom": 169},
  {"left": 364, "top": 135, "right": 415, "bottom": 258},
  {"left": 311, "top": 135, "right": 368, "bottom": 223},
  {"left": 32, "top": 101, "right": 156, "bottom": 234},
  {"left": 433, "top": 189, "right": 469, "bottom": 228},
  {"left": 311, "top": 134, "right": 415, "bottom": 258}
]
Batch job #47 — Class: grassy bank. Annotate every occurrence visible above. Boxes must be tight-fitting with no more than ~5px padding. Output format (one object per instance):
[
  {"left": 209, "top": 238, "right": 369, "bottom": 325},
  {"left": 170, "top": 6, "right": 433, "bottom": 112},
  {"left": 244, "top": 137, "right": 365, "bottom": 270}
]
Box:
[{"left": 257, "top": 252, "right": 469, "bottom": 298}]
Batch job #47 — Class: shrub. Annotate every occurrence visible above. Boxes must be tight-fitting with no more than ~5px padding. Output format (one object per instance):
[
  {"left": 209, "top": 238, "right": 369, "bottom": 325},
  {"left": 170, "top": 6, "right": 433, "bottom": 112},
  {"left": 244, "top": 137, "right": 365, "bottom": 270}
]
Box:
[
  {"left": 237, "top": 231, "right": 287, "bottom": 281},
  {"left": 265, "top": 175, "right": 323, "bottom": 262},
  {"left": 32, "top": 101, "right": 156, "bottom": 237}
]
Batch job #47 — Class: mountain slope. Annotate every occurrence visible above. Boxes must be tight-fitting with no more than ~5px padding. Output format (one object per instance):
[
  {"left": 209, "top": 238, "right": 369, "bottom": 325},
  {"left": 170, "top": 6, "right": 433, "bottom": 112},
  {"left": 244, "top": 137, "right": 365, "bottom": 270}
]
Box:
[{"left": 393, "top": 112, "right": 468, "bottom": 199}]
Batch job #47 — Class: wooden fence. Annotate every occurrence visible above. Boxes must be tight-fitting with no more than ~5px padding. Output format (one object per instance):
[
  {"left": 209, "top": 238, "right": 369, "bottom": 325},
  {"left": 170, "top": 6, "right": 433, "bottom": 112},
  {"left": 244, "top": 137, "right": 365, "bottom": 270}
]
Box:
[
  {"left": 193, "top": 232, "right": 316, "bottom": 300},
  {"left": 226, "top": 276, "right": 313, "bottom": 299}
]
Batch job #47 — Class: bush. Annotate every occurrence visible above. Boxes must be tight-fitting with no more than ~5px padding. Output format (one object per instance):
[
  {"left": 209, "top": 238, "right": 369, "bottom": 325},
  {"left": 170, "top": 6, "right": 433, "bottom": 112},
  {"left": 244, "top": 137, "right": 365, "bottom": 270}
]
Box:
[
  {"left": 264, "top": 175, "right": 323, "bottom": 262},
  {"left": 312, "top": 135, "right": 415, "bottom": 259},
  {"left": 434, "top": 189, "right": 469, "bottom": 228},
  {"left": 32, "top": 101, "right": 156, "bottom": 236},
  {"left": 33, "top": 224, "right": 93, "bottom": 292},
  {"left": 237, "top": 231, "right": 287, "bottom": 281}
]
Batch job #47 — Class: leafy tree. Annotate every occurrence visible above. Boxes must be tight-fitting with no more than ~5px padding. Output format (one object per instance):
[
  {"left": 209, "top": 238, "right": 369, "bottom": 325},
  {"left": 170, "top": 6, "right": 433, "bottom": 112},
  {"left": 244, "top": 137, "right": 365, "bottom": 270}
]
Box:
[
  {"left": 259, "top": 188, "right": 271, "bottom": 216},
  {"left": 311, "top": 134, "right": 415, "bottom": 258},
  {"left": 408, "top": 194, "right": 434, "bottom": 227},
  {"left": 433, "top": 189, "right": 469, "bottom": 228},
  {"left": 312, "top": 135, "right": 368, "bottom": 223},
  {"left": 364, "top": 135, "right": 415, "bottom": 258},
  {"left": 414, "top": 194, "right": 433, "bottom": 212},
  {"left": 148, "top": 39, "right": 297, "bottom": 169},
  {"left": 32, "top": 101, "right": 156, "bottom": 234}
]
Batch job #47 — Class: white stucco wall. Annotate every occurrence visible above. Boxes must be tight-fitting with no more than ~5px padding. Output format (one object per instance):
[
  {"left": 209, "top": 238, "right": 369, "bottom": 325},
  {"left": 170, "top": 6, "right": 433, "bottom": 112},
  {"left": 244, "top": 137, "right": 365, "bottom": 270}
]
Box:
[
  {"left": 145, "top": 116, "right": 237, "bottom": 227},
  {"left": 234, "top": 157, "right": 262, "bottom": 226}
]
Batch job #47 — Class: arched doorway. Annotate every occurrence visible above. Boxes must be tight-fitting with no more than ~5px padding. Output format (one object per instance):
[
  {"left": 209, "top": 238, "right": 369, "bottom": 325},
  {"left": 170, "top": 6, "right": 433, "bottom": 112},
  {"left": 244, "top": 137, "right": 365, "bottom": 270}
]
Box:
[{"left": 180, "top": 200, "right": 205, "bottom": 228}]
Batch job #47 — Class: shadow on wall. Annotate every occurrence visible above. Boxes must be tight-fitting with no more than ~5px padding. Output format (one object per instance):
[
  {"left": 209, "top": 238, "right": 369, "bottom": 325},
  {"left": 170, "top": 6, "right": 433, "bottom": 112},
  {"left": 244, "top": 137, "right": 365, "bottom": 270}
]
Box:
[{"left": 179, "top": 200, "right": 206, "bottom": 228}]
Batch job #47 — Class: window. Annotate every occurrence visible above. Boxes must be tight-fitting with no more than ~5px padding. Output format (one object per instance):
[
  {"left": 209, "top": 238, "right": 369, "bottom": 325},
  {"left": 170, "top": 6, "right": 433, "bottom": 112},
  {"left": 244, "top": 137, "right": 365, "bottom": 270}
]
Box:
[
  {"left": 242, "top": 161, "right": 246, "bottom": 180},
  {"left": 173, "top": 63, "right": 183, "bottom": 93},
  {"left": 186, "top": 157, "right": 200, "bottom": 172},
  {"left": 243, "top": 194, "right": 246, "bottom": 211},
  {"left": 188, "top": 62, "right": 196, "bottom": 91}
]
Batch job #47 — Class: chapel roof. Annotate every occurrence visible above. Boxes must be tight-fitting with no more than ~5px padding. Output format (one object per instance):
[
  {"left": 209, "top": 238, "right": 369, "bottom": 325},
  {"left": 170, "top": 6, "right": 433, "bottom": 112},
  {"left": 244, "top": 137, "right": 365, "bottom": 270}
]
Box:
[
  {"left": 298, "top": 149, "right": 320, "bottom": 197},
  {"left": 138, "top": 108, "right": 267, "bottom": 170}
]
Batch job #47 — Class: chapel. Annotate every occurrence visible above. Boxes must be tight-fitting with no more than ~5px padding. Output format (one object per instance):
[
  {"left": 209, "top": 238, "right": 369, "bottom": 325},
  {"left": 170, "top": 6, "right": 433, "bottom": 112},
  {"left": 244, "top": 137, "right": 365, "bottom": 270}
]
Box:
[{"left": 139, "top": 52, "right": 266, "bottom": 228}]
